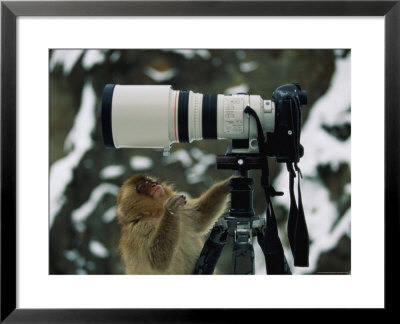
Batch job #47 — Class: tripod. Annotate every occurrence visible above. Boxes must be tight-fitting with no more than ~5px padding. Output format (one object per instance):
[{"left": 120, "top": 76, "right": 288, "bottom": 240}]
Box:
[{"left": 193, "top": 151, "right": 292, "bottom": 275}]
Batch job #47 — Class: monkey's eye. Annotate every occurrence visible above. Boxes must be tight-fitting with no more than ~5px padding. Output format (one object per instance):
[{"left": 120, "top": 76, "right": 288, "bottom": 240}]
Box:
[
  {"left": 136, "top": 180, "right": 153, "bottom": 193},
  {"left": 136, "top": 183, "right": 146, "bottom": 193}
]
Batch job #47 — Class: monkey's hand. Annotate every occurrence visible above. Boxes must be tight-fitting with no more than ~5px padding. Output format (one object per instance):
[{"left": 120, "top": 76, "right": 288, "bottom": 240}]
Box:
[
  {"left": 216, "top": 175, "right": 239, "bottom": 194},
  {"left": 164, "top": 194, "right": 187, "bottom": 214}
]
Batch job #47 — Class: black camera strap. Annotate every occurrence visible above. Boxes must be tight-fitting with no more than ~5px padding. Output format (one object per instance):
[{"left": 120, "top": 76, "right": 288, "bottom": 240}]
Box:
[
  {"left": 244, "top": 106, "right": 291, "bottom": 274},
  {"left": 287, "top": 162, "right": 309, "bottom": 267}
]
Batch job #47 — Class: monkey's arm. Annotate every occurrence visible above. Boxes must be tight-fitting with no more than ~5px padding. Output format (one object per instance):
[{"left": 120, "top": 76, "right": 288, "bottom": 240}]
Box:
[
  {"left": 147, "top": 195, "right": 184, "bottom": 272},
  {"left": 191, "top": 177, "right": 232, "bottom": 233},
  {"left": 146, "top": 211, "right": 179, "bottom": 272}
]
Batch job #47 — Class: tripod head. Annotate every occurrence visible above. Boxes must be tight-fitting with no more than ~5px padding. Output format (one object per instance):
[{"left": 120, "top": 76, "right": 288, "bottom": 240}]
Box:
[
  {"left": 217, "top": 144, "right": 283, "bottom": 219},
  {"left": 215, "top": 145, "right": 289, "bottom": 274}
]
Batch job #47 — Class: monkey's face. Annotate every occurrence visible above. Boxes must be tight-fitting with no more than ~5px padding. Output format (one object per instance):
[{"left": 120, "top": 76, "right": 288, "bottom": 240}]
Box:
[
  {"left": 117, "top": 174, "right": 173, "bottom": 225},
  {"left": 121, "top": 175, "right": 165, "bottom": 199},
  {"left": 135, "top": 177, "right": 165, "bottom": 198}
]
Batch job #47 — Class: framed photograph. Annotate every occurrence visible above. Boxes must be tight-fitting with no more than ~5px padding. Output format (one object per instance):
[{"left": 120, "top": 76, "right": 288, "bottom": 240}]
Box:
[{"left": 1, "top": 0, "right": 398, "bottom": 321}]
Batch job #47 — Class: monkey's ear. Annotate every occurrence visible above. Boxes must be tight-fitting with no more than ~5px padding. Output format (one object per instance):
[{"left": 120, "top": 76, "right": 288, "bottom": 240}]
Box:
[
  {"left": 116, "top": 207, "right": 127, "bottom": 225},
  {"left": 117, "top": 204, "right": 142, "bottom": 225}
]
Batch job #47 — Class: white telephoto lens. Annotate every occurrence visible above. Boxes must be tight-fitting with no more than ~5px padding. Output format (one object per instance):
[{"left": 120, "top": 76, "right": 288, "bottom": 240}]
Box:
[{"left": 102, "top": 85, "right": 275, "bottom": 151}]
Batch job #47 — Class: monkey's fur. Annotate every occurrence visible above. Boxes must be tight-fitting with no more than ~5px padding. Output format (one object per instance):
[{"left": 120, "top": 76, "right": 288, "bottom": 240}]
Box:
[{"left": 117, "top": 174, "right": 231, "bottom": 274}]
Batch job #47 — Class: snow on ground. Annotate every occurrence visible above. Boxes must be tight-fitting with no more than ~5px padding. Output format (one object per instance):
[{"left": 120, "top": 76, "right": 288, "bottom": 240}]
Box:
[
  {"left": 130, "top": 156, "right": 154, "bottom": 170},
  {"left": 186, "top": 148, "right": 216, "bottom": 184},
  {"left": 162, "top": 49, "right": 211, "bottom": 60},
  {"left": 82, "top": 50, "right": 106, "bottom": 70},
  {"left": 65, "top": 250, "right": 97, "bottom": 273},
  {"left": 298, "top": 56, "right": 351, "bottom": 177},
  {"left": 254, "top": 53, "right": 351, "bottom": 274},
  {"left": 163, "top": 149, "right": 193, "bottom": 168},
  {"left": 102, "top": 206, "right": 117, "bottom": 223},
  {"left": 71, "top": 183, "right": 119, "bottom": 232},
  {"left": 240, "top": 61, "right": 259, "bottom": 73},
  {"left": 50, "top": 49, "right": 108, "bottom": 74},
  {"left": 109, "top": 50, "right": 121, "bottom": 63},
  {"left": 224, "top": 84, "right": 249, "bottom": 95},
  {"left": 144, "top": 66, "right": 177, "bottom": 82},
  {"left": 63, "top": 248, "right": 88, "bottom": 274},
  {"left": 50, "top": 50, "right": 83, "bottom": 75},
  {"left": 50, "top": 81, "right": 96, "bottom": 228},
  {"left": 89, "top": 240, "right": 110, "bottom": 258},
  {"left": 99, "top": 165, "right": 126, "bottom": 180}
]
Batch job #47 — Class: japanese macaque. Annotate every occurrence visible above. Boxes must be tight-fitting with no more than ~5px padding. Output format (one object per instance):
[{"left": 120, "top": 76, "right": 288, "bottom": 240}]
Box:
[{"left": 117, "top": 174, "right": 232, "bottom": 274}]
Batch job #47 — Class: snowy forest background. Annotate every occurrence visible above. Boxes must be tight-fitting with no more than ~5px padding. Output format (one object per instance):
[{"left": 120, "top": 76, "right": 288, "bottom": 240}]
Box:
[{"left": 49, "top": 49, "right": 351, "bottom": 275}]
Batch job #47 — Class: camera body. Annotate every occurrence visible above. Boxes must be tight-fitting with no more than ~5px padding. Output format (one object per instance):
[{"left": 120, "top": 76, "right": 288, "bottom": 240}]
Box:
[
  {"left": 102, "top": 83, "right": 306, "bottom": 162},
  {"left": 267, "top": 83, "right": 307, "bottom": 163}
]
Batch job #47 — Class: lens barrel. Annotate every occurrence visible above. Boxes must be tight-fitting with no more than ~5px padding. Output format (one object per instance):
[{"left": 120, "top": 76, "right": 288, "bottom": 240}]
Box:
[{"left": 101, "top": 84, "right": 276, "bottom": 151}]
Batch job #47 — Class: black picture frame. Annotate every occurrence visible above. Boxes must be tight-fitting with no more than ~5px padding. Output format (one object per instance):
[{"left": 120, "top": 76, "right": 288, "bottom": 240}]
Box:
[{"left": 1, "top": 0, "right": 399, "bottom": 322}]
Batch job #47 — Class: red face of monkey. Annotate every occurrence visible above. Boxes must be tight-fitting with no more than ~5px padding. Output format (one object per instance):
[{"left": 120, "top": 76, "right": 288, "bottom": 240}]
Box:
[
  {"left": 135, "top": 177, "right": 165, "bottom": 198},
  {"left": 117, "top": 175, "right": 172, "bottom": 226}
]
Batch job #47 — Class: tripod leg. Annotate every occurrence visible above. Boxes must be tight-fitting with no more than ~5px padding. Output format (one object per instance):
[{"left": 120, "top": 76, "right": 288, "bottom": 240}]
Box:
[
  {"left": 193, "top": 224, "right": 228, "bottom": 274},
  {"left": 232, "top": 227, "right": 255, "bottom": 274},
  {"left": 232, "top": 242, "right": 255, "bottom": 274}
]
